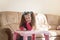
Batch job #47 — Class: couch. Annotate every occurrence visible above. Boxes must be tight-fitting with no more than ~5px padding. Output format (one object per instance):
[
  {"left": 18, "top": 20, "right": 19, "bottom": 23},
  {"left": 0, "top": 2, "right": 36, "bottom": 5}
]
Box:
[
  {"left": 45, "top": 14, "right": 60, "bottom": 40},
  {"left": 0, "top": 11, "right": 22, "bottom": 40},
  {"left": 36, "top": 14, "right": 60, "bottom": 40},
  {"left": 0, "top": 11, "right": 60, "bottom": 40}
]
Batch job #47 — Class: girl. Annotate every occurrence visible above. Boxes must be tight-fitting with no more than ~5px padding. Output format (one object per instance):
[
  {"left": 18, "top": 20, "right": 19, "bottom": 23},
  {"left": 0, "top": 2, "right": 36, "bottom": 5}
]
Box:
[
  {"left": 35, "top": 13, "right": 50, "bottom": 40},
  {"left": 16, "top": 12, "right": 36, "bottom": 40},
  {"left": 20, "top": 12, "right": 36, "bottom": 31}
]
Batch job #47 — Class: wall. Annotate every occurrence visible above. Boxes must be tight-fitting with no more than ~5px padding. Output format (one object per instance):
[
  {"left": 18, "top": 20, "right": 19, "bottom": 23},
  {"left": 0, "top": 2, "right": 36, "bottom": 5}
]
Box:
[{"left": 0, "top": 0, "right": 60, "bottom": 15}]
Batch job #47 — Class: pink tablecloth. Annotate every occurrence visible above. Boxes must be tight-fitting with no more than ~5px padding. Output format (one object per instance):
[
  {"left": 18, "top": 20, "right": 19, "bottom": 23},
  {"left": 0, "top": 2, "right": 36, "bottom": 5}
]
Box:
[
  {"left": 13, "top": 31, "right": 49, "bottom": 40},
  {"left": 13, "top": 31, "right": 36, "bottom": 40}
]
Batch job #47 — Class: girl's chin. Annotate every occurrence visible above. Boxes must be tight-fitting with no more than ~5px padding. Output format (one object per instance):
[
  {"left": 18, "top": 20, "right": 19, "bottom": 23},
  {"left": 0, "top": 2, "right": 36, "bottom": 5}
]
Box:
[{"left": 27, "top": 21, "right": 31, "bottom": 23}]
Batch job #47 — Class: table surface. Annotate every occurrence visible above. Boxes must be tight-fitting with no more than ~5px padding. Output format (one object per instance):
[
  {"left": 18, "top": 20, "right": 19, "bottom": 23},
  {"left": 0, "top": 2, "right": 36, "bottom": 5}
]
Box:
[{"left": 15, "top": 30, "right": 49, "bottom": 34}]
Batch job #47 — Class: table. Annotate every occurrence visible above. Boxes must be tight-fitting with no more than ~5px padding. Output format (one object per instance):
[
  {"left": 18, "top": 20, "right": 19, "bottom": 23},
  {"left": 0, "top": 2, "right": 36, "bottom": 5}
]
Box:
[
  {"left": 13, "top": 30, "right": 49, "bottom": 40},
  {"left": 13, "top": 31, "right": 37, "bottom": 40}
]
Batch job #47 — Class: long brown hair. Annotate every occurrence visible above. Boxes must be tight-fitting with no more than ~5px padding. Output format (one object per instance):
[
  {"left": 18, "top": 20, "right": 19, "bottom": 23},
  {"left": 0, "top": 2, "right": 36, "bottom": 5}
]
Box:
[{"left": 19, "top": 12, "right": 35, "bottom": 28}]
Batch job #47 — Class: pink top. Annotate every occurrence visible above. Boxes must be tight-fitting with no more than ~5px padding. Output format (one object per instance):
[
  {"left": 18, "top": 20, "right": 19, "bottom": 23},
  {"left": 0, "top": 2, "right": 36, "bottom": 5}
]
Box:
[{"left": 20, "top": 23, "right": 32, "bottom": 31}]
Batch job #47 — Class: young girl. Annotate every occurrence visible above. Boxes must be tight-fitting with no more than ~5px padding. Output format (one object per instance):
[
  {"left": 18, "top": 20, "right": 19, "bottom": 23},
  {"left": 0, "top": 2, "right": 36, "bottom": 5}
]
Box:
[
  {"left": 35, "top": 13, "right": 50, "bottom": 40},
  {"left": 16, "top": 12, "right": 36, "bottom": 40}
]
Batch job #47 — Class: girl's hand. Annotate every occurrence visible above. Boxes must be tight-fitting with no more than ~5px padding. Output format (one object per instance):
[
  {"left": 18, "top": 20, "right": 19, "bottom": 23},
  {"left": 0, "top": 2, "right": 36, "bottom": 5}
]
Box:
[
  {"left": 23, "top": 28, "right": 26, "bottom": 31},
  {"left": 20, "top": 27, "right": 26, "bottom": 31}
]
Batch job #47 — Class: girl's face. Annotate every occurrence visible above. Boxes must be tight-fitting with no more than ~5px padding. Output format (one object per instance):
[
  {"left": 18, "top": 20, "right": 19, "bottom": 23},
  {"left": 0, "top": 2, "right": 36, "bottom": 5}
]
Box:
[{"left": 24, "top": 14, "right": 31, "bottom": 23}]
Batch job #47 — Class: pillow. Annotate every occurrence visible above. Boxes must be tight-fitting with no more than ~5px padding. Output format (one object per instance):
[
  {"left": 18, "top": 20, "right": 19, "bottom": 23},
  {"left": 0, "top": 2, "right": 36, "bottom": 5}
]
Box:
[{"left": 57, "top": 26, "right": 60, "bottom": 30}]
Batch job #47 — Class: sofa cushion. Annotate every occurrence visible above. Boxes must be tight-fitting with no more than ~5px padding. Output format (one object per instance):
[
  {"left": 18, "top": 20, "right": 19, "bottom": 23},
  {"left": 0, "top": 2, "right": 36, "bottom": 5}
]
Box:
[
  {"left": 0, "top": 29, "right": 8, "bottom": 40},
  {"left": 45, "top": 14, "right": 59, "bottom": 30},
  {"left": 1, "top": 12, "right": 22, "bottom": 26},
  {"left": 45, "top": 14, "right": 59, "bottom": 25}
]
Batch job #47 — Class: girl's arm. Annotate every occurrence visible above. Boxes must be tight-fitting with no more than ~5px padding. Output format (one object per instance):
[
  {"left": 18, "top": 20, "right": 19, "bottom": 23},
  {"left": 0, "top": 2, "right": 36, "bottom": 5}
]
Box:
[{"left": 20, "top": 26, "right": 26, "bottom": 31}]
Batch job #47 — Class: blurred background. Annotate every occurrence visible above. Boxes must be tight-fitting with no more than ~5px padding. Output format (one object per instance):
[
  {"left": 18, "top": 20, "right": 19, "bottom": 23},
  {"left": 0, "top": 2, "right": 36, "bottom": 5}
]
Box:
[{"left": 0, "top": 0, "right": 60, "bottom": 15}]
